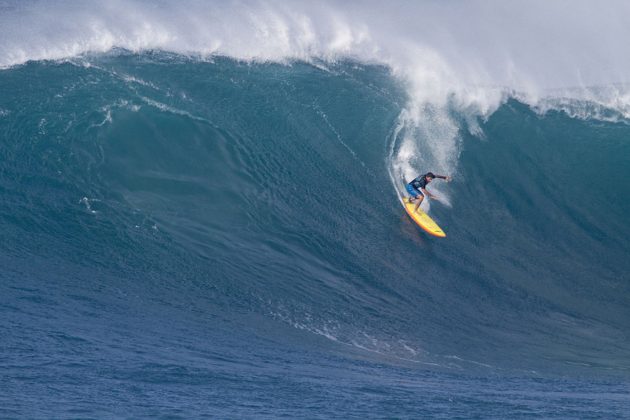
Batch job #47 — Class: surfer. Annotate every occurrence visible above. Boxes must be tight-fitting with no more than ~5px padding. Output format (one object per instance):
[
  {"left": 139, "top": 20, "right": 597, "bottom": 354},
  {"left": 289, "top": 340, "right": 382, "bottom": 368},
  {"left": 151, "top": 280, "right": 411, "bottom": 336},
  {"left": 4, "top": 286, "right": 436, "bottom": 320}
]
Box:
[{"left": 406, "top": 172, "right": 451, "bottom": 212}]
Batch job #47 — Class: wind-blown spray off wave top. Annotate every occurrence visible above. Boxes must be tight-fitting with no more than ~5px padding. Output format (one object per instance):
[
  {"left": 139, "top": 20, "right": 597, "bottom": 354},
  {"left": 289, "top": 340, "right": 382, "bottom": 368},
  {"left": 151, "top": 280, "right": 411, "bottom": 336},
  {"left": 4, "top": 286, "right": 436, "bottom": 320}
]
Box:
[{"left": 1, "top": 1, "right": 630, "bottom": 417}]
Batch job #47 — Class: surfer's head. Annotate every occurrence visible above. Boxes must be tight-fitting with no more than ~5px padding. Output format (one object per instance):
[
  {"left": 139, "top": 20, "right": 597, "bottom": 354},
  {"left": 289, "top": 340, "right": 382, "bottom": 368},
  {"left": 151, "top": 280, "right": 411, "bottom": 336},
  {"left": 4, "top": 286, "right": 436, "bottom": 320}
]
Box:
[{"left": 425, "top": 172, "right": 435, "bottom": 182}]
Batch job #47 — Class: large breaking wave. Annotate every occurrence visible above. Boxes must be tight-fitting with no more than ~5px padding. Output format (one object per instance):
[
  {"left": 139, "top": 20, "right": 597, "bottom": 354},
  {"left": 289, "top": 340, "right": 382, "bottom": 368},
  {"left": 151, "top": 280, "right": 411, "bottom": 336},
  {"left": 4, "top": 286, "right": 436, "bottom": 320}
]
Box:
[{"left": 2, "top": 1, "right": 630, "bottom": 417}]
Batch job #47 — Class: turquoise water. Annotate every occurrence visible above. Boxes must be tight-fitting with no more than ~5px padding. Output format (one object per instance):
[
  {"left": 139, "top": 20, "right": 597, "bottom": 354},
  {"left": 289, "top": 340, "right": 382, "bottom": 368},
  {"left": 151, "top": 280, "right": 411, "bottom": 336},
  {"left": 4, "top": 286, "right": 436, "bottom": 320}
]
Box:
[{"left": 2, "top": 53, "right": 629, "bottom": 417}]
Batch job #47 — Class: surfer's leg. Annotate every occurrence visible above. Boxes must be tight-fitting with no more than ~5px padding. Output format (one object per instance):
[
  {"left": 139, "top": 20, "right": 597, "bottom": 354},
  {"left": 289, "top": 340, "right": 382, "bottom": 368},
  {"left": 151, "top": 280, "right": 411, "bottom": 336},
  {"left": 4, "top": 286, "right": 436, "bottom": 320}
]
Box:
[
  {"left": 414, "top": 194, "right": 424, "bottom": 212},
  {"left": 405, "top": 184, "right": 417, "bottom": 203}
]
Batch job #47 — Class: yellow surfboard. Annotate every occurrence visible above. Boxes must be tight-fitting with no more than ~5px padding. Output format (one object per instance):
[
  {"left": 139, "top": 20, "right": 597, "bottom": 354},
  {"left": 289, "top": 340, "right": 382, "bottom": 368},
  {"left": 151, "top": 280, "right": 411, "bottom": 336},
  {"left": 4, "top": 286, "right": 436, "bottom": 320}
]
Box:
[{"left": 402, "top": 197, "right": 446, "bottom": 238}]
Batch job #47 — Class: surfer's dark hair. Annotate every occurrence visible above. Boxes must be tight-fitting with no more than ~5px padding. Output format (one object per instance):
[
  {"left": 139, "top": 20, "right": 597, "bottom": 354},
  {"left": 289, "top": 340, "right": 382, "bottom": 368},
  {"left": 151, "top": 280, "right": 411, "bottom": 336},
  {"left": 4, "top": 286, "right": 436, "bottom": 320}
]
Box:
[{"left": 425, "top": 172, "right": 435, "bottom": 178}]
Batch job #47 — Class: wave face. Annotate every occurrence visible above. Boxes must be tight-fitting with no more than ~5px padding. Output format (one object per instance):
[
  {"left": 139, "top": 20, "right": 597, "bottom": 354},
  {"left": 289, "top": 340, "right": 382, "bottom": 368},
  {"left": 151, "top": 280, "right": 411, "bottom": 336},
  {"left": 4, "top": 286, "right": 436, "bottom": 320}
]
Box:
[
  {"left": 2, "top": 1, "right": 630, "bottom": 417},
  {"left": 2, "top": 53, "right": 630, "bottom": 417}
]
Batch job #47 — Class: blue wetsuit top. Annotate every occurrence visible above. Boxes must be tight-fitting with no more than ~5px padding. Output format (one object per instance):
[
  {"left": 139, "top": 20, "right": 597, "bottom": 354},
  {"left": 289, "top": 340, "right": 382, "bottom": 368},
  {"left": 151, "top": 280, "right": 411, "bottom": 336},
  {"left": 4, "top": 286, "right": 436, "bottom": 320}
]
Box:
[{"left": 409, "top": 175, "right": 429, "bottom": 190}]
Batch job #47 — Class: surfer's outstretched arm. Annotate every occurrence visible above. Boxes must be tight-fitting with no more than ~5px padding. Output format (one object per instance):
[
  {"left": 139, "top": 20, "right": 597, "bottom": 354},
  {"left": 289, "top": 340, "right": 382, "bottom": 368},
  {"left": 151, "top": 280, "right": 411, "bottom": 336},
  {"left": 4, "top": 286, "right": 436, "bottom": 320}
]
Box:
[{"left": 421, "top": 188, "right": 438, "bottom": 200}]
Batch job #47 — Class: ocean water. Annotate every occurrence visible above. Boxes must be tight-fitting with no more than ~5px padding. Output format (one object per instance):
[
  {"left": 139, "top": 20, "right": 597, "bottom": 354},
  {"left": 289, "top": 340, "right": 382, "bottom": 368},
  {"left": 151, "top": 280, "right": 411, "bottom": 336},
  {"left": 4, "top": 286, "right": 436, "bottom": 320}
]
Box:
[{"left": 2, "top": 1, "right": 630, "bottom": 418}]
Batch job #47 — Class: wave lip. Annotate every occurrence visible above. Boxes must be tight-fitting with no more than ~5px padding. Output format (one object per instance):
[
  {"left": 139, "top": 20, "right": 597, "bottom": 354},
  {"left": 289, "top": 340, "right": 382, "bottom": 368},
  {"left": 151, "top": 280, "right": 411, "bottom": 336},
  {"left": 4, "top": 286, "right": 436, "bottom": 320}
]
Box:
[{"left": 4, "top": 1, "right": 630, "bottom": 93}]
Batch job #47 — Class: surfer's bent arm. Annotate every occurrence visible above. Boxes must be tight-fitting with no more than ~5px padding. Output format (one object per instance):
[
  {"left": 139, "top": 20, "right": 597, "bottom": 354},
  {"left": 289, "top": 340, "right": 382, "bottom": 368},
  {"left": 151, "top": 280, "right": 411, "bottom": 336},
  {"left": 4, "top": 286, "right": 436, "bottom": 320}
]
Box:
[{"left": 421, "top": 188, "right": 434, "bottom": 198}]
